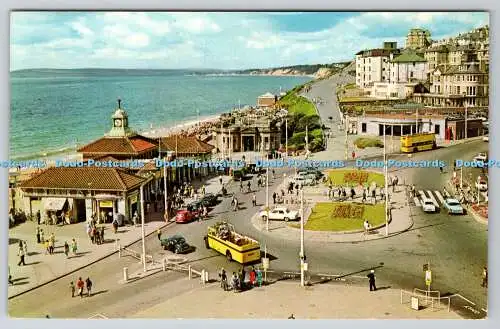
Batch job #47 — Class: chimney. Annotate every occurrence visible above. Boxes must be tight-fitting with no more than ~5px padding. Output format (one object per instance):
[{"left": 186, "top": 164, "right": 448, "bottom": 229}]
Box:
[{"left": 118, "top": 99, "right": 121, "bottom": 109}]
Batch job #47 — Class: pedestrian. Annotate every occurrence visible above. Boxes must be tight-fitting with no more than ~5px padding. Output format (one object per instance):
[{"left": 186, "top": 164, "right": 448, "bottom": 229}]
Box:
[
  {"left": 281, "top": 189, "right": 285, "bottom": 198},
  {"left": 71, "top": 238, "right": 78, "bottom": 256},
  {"left": 363, "top": 220, "right": 370, "bottom": 235},
  {"left": 362, "top": 189, "right": 367, "bottom": 203},
  {"left": 240, "top": 267, "right": 246, "bottom": 290},
  {"left": 36, "top": 210, "right": 41, "bottom": 225},
  {"left": 256, "top": 268, "right": 263, "bottom": 287},
  {"left": 272, "top": 192, "right": 277, "bottom": 204},
  {"left": 36, "top": 226, "right": 41, "bottom": 244},
  {"left": 350, "top": 187, "right": 355, "bottom": 200},
  {"left": 64, "top": 241, "right": 70, "bottom": 258},
  {"left": 272, "top": 169, "right": 275, "bottom": 179},
  {"left": 481, "top": 266, "right": 488, "bottom": 288},
  {"left": 371, "top": 188, "right": 376, "bottom": 202},
  {"left": 201, "top": 185, "right": 206, "bottom": 195},
  {"left": 352, "top": 151, "right": 356, "bottom": 160},
  {"left": 247, "top": 181, "right": 251, "bottom": 193},
  {"left": 70, "top": 281, "right": 75, "bottom": 297},
  {"left": 23, "top": 240, "right": 28, "bottom": 255},
  {"left": 252, "top": 193, "right": 257, "bottom": 207},
  {"left": 44, "top": 239, "right": 49, "bottom": 255},
  {"left": 48, "top": 239, "right": 54, "bottom": 255},
  {"left": 249, "top": 267, "right": 256, "bottom": 287},
  {"left": 86, "top": 277, "right": 93, "bottom": 297},
  {"left": 100, "top": 227, "right": 105, "bottom": 243},
  {"left": 18, "top": 245, "right": 26, "bottom": 266},
  {"left": 231, "top": 272, "right": 238, "bottom": 292},
  {"left": 112, "top": 217, "right": 119, "bottom": 234},
  {"left": 367, "top": 270, "right": 377, "bottom": 291},
  {"left": 240, "top": 179, "right": 244, "bottom": 192},
  {"left": 40, "top": 229, "right": 45, "bottom": 244},
  {"left": 219, "top": 175, "right": 223, "bottom": 185},
  {"left": 157, "top": 228, "right": 161, "bottom": 241},
  {"left": 219, "top": 268, "right": 228, "bottom": 291},
  {"left": 76, "top": 277, "right": 85, "bottom": 298}
]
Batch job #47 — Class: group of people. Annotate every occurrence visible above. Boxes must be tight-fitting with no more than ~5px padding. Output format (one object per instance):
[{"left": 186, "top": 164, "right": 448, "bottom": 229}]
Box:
[
  {"left": 219, "top": 266, "right": 263, "bottom": 292},
  {"left": 70, "top": 277, "right": 93, "bottom": 298},
  {"left": 87, "top": 220, "right": 105, "bottom": 244}
]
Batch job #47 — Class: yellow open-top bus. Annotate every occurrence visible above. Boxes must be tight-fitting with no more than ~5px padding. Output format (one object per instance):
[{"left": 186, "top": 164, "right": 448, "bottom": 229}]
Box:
[
  {"left": 400, "top": 133, "right": 437, "bottom": 153},
  {"left": 205, "top": 221, "right": 261, "bottom": 264}
]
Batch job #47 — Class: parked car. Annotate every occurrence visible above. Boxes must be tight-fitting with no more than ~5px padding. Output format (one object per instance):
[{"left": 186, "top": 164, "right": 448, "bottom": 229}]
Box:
[
  {"left": 175, "top": 209, "right": 199, "bottom": 223},
  {"left": 476, "top": 179, "right": 488, "bottom": 192},
  {"left": 259, "top": 207, "right": 299, "bottom": 221},
  {"left": 299, "top": 168, "right": 324, "bottom": 180},
  {"left": 160, "top": 234, "right": 191, "bottom": 254},
  {"left": 200, "top": 193, "right": 218, "bottom": 207},
  {"left": 473, "top": 152, "right": 488, "bottom": 162},
  {"left": 443, "top": 198, "right": 464, "bottom": 215},
  {"left": 289, "top": 175, "right": 314, "bottom": 186},
  {"left": 296, "top": 171, "right": 316, "bottom": 180},
  {"left": 482, "top": 135, "right": 489, "bottom": 142},
  {"left": 187, "top": 201, "right": 203, "bottom": 212},
  {"left": 422, "top": 199, "right": 437, "bottom": 213}
]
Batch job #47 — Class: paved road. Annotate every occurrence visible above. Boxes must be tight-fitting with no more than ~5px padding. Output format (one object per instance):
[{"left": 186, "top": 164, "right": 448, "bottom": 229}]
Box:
[{"left": 9, "top": 75, "right": 488, "bottom": 319}]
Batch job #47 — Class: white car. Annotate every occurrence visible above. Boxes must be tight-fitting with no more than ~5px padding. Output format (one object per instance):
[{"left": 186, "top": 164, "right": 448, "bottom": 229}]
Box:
[
  {"left": 422, "top": 199, "right": 437, "bottom": 213},
  {"left": 483, "top": 135, "right": 489, "bottom": 142},
  {"left": 289, "top": 175, "right": 314, "bottom": 186},
  {"left": 259, "top": 207, "right": 299, "bottom": 222},
  {"left": 473, "top": 152, "right": 488, "bottom": 162},
  {"left": 296, "top": 171, "right": 316, "bottom": 180},
  {"left": 476, "top": 180, "right": 488, "bottom": 192}
]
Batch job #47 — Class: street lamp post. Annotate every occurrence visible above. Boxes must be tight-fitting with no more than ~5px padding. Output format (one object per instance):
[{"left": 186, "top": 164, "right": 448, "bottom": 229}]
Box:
[
  {"left": 140, "top": 183, "right": 146, "bottom": 272},
  {"left": 460, "top": 167, "right": 463, "bottom": 189},
  {"left": 345, "top": 118, "right": 348, "bottom": 160},
  {"left": 266, "top": 151, "right": 270, "bottom": 232},
  {"left": 300, "top": 189, "right": 305, "bottom": 287},
  {"left": 384, "top": 124, "right": 389, "bottom": 236},
  {"left": 163, "top": 160, "right": 168, "bottom": 220},
  {"left": 285, "top": 118, "right": 288, "bottom": 157}
]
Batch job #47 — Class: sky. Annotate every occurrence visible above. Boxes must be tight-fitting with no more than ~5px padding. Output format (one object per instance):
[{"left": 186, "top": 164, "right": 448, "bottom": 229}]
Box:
[{"left": 10, "top": 11, "right": 489, "bottom": 71}]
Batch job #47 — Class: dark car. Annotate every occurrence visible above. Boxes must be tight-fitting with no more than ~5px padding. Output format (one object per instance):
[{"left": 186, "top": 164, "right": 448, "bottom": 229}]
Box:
[
  {"left": 187, "top": 201, "right": 204, "bottom": 212},
  {"left": 160, "top": 234, "right": 191, "bottom": 254},
  {"left": 200, "top": 193, "right": 218, "bottom": 207},
  {"left": 299, "top": 168, "right": 323, "bottom": 180}
]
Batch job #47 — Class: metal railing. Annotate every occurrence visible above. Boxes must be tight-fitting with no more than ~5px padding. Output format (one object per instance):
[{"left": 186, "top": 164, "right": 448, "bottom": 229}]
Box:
[{"left": 400, "top": 289, "right": 450, "bottom": 312}]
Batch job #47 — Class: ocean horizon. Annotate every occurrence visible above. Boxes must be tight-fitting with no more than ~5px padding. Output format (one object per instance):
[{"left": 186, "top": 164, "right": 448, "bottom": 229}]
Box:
[{"left": 10, "top": 69, "right": 310, "bottom": 161}]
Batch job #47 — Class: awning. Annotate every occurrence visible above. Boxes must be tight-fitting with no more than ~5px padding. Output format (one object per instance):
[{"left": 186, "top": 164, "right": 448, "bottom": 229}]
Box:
[{"left": 43, "top": 198, "right": 67, "bottom": 211}]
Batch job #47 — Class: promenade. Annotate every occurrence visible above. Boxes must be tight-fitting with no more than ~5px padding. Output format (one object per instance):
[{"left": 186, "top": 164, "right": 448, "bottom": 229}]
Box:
[
  {"left": 7, "top": 174, "right": 230, "bottom": 298},
  {"left": 132, "top": 280, "right": 460, "bottom": 319}
]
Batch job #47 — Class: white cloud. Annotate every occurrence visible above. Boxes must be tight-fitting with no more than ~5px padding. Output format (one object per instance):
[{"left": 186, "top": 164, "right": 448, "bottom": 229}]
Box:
[
  {"left": 171, "top": 14, "right": 221, "bottom": 34},
  {"left": 69, "top": 19, "right": 94, "bottom": 37}
]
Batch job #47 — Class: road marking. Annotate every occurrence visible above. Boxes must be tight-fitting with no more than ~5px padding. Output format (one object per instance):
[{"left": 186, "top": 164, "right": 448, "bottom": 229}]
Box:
[
  {"left": 89, "top": 313, "right": 108, "bottom": 319},
  {"left": 450, "top": 293, "right": 476, "bottom": 305},
  {"left": 435, "top": 191, "right": 446, "bottom": 205},
  {"left": 481, "top": 308, "right": 487, "bottom": 313},
  {"left": 464, "top": 305, "right": 481, "bottom": 315},
  {"left": 426, "top": 190, "right": 440, "bottom": 208},
  {"left": 413, "top": 197, "right": 421, "bottom": 207}
]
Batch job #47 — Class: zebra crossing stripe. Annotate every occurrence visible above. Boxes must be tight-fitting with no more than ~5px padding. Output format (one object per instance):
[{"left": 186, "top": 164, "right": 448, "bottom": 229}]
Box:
[
  {"left": 426, "top": 190, "right": 440, "bottom": 208},
  {"left": 413, "top": 197, "right": 421, "bottom": 207},
  {"left": 418, "top": 190, "right": 426, "bottom": 200},
  {"left": 435, "top": 191, "right": 446, "bottom": 205}
]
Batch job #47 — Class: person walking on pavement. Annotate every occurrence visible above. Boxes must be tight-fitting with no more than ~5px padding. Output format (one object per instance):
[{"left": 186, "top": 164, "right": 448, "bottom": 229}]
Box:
[
  {"left": 249, "top": 267, "right": 256, "bottom": 287},
  {"left": 252, "top": 193, "right": 257, "bottom": 207},
  {"left": 256, "top": 268, "right": 263, "bottom": 287},
  {"left": 76, "top": 277, "right": 85, "bottom": 298},
  {"left": 367, "top": 270, "right": 377, "bottom": 291},
  {"left": 157, "top": 228, "right": 161, "bottom": 241},
  {"left": 272, "top": 192, "right": 277, "bottom": 204},
  {"left": 36, "top": 226, "right": 41, "bottom": 244},
  {"left": 17, "top": 245, "right": 26, "bottom": 266},
  {"left": 240, "top": 179, "right": 244, "bottom": 192},
  {"left": 481, "top": 266, "right": 488, "bottom": 288},
  {"left": 86, "top": 277, "right": 93, "bottom": 297},
  {"left": 219, "top": 268, "right": 228, "bottom": 291},
  {"left": 71, "top": 238, "right": 78, "bottom": 256},
  {"left": 362, "top": 189, "right": 367, "bottom": 203},
  {"left": 64, "top": 241, "right": 70, "bottom": 258},
  {"left": 36, "top": 210, "right": 41, "bottom": 225},
  {"left": 23, "top": 240, "right": 28, "bottom": 255},
  {"left": 70, "top": 281, "right": 75, "bottom": 298},
  {"left": 247, "top": 180, "right": 251, "bottom": 193}
]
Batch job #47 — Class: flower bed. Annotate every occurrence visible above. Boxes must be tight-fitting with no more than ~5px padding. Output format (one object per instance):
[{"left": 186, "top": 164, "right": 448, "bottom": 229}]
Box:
[
  {"left": 471, "top": 204, "right": 488, "bottom": 219},
  {"left": 332, "top": 204, "right": 364, "bottom": 220},
  {"left": 326, "top": 169, "right": 385, "bottom": 187}
]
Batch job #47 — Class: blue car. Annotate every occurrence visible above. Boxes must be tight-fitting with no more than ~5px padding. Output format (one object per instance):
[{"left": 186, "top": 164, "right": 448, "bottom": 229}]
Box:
[{"left": 444, "top": 198, "right": 464, "bottom": 215}]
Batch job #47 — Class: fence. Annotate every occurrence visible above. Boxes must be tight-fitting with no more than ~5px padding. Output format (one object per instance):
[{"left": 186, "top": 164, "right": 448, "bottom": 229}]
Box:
[{"left": 400, "top": 289, "right": 450, "bottom": 312}]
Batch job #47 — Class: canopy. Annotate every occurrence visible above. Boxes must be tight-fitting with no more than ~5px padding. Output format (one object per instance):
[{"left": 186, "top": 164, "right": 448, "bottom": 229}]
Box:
[{"left": 43, "top": 198, "right": 67, "bottom": 211}]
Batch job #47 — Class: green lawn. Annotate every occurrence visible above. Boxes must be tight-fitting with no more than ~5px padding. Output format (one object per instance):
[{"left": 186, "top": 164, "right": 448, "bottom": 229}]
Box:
[
  {"left": 354, "top": 137, "right": 384, "bottom": 149},
  {"left": 293, "top": 202, "right": 385, "bottom": 232},
  {"left": 278, "top": 92, "right": 316, "bottom": 116},
  {"left": 326, "top": 169, "right": 385, "bottom": 187}
]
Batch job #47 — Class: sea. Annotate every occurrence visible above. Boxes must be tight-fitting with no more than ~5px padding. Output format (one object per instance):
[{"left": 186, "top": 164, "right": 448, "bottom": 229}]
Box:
[{"left": 10, "top": 69, "right": 311, "bottom": 161}]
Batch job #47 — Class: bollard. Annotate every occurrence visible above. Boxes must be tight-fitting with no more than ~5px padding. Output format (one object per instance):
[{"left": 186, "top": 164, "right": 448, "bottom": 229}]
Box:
[
  {"left": 204, "top": 270, "right": 209, "bottom": 283},
  {"left": 162, "top": 258, "right": 167, "bottom": 272},
  {"left": 123, "top": 267, "right": 128, "bottom": 282},
  {"left": 188, "top": 265, "right": 192, "bottom": 280},
  {"left": 200, "top": 269, "right": 205, "bottom": 284},
  {"left": 118, "top": 244, "right": 121, "bottom": 258}
]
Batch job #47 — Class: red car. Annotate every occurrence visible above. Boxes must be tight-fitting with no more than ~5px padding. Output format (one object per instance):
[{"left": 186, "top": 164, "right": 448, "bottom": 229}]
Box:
[{"left": 175, "top": 209, "right": 199, "bottom": 223}]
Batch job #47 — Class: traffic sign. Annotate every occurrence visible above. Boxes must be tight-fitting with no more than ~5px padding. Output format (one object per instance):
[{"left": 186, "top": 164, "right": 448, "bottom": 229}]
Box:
[
  {"left": 262, "top": 257, "right": 269, "bottom": 270},
  {"left": 301, "top": 262, "right": 308, "bottom": 271},
  {"left": 425, "top": 270, "right": 432, "bottom": 286}
]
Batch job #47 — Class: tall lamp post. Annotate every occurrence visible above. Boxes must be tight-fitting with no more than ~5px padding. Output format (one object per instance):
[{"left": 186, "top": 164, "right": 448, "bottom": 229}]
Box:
[
  {"left": 285, "top": 118, "right": 288, "bottom": 158},
  {"left": 300, "top": 189, "right": 305, "bottom": 286},
  {"left": 383, "top": 123, "right": 389, "bottom": 236}
]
